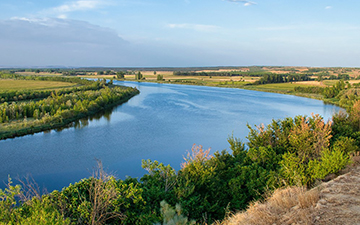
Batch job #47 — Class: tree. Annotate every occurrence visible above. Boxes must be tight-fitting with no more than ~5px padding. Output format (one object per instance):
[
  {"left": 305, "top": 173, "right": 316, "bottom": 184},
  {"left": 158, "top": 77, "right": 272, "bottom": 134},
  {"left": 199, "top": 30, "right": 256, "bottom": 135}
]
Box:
[
  {"left": 116, "top": 72, "right": 125, "bottom": 79},
  {"left": 157, "top": 74, "right": 163, "bottom": 81},
  {"left": 350, "top": 100, "right": 360, "bottom": 130},
  {"left": 135, "top": 72, "right": 143, "bottom": 80}
]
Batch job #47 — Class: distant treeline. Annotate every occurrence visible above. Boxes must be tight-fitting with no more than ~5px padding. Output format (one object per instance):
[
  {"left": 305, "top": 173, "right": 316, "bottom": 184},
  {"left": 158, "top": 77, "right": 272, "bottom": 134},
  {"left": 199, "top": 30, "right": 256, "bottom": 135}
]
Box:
[
  {"left": 294, "top": 80, "right": 350, "bottom": 98},
  {"left": 173, "top": 71, "right": 275, "bottom": 77},
  {"left": 0, "top": 73, "right": 93, "bottom": 84},
  {"left": 294, "top": 80, "right": 360, "bottom": 110},
  {"left": 1, "top": 66, "right": 252, "bottom": 73},
  {"left": 252, "top": 73, "right": 311, "bottom": 85}
]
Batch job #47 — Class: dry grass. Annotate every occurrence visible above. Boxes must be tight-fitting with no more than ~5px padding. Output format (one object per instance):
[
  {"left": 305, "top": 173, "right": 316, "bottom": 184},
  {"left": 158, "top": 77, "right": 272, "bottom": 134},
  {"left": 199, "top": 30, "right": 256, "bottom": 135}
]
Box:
[
  {"left": 220, "top": 187, "right": 320, "bottom": 225},
  {"left": 15, "top": 72, "right": 63, "bottom": 76},
  {"left": 293, "top": 81, "right": 326, "bottom": 86},
  {"left": 0, "top": 80, "right": 76, "bottom": 91}
]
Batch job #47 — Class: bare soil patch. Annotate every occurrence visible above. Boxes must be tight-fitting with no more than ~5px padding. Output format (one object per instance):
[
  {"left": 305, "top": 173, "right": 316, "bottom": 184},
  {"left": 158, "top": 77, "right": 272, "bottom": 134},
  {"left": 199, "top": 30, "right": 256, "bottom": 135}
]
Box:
[{"left": 313, "top": 165, "right": 360, "bottom": 225}]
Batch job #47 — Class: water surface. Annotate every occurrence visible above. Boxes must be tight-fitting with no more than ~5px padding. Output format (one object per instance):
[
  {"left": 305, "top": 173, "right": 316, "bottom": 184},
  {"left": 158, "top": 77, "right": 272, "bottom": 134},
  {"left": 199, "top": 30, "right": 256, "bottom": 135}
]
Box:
[{"left": 0, "top": 82, "right": 341, "bottom": 191}]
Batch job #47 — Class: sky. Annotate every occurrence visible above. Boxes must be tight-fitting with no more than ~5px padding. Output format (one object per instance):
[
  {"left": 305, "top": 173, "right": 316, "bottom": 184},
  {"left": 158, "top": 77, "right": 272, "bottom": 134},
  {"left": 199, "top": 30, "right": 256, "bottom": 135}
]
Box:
[{"left": 0, "top": 0, "right": 360, "bottom": 67}]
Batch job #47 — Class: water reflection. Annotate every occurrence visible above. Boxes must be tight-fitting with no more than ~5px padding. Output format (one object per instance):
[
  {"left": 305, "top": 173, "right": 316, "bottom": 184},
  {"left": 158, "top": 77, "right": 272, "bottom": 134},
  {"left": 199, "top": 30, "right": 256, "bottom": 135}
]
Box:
[{"left": 52, "top": 105, "right": 116, "bottom": 132}]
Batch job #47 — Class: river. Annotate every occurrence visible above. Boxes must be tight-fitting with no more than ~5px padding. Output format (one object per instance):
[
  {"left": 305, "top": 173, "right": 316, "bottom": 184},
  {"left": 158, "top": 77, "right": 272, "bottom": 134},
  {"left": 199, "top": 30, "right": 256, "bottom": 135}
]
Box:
[{"left": 0, "top": 81, "right": 341, "bottom": 191}]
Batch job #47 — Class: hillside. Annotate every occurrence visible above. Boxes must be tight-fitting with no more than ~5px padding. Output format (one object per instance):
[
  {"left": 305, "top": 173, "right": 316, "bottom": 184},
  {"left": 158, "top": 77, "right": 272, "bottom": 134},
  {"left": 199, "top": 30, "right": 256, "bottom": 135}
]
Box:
[
  {"left": 222, "top": 158, "right": 360, "bottom": 225},
  {"left": 313, "top": 160, "right": 360, "bottom": 224}
]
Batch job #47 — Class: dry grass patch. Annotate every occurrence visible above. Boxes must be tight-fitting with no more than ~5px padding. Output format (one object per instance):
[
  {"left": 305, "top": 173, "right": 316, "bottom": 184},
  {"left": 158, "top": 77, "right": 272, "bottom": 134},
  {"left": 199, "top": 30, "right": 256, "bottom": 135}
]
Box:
[
  {"left": 293, "top": 81, "right": 326, "bottom": 86},
  {"left": 221, "top": 187, "right": 320, "bottom": 225},
  {"left": 15, "top": 72, "right": 63, "bottom": 76}
]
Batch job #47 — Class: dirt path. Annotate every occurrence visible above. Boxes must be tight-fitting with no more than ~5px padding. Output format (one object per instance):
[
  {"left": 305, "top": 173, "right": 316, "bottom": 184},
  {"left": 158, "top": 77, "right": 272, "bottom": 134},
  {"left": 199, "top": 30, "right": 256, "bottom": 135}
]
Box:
[{"left": 313, "top": 165, "right": 360, "bottom": 225}]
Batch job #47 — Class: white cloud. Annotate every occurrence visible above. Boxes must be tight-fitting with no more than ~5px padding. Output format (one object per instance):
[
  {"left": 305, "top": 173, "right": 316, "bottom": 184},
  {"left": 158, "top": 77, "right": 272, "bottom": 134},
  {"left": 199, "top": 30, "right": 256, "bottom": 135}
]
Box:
[
  {"left": 257, "top": 25, "right": 298, "bottom": 31},
  {"left": 167, "top": 23, "right": 220, "bottom": 32},
  {"left": 39, "top": 0, "right": 111, "bottom": 18},
  {"left": 325, "top": 6, "right": 332, "bottom": 10},
  {"left": 58, "top": 14, "right": 68, "bottom": 19},
  {"left": 0, "top": 18, "right": 131, "bottom": 66},
  {"left": 0, "top": 17, "right": 225, "bottom": 67},
  {"left": 257, "top": 23, "right": 360, "bottom": 32},
  {"left": 52, "top": 0, "right": 104, "bottom": 13},
  {"left": 225, "top": 0, "right": 257, "bottom": 6}
]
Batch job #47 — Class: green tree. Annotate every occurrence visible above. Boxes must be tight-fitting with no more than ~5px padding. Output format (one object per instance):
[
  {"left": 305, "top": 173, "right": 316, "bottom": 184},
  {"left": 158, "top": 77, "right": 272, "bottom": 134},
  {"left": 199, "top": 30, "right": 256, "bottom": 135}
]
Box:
[
  {"left": 116, "top": 71, "right": 125, "bottom": 79},
  {"left": 157, "top": 74, "right": 163, "bottom": 81},
  {"left": 135, "top": 72, "right": 143, "bottom": 80}
]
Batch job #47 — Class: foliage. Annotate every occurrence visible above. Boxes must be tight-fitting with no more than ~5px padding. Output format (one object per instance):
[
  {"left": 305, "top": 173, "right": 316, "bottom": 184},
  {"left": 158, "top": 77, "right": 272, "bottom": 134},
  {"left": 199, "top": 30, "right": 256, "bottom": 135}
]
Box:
[
  {"left": 0, "top": 177, "right": 22, "bottom": 223},
  {"left": 0, "top": 74, "right": 98, "bottom": 103},
  {"left": 116, "top": 72, "right": 126, "bottom": 79},
  {"left": 157, "top": 74, "right": 164, "bottom": 81},
  {"left": 51, "top": 161, "right": 144, "bottom": 225},
  {"left": 252, "top": 73, "right": 310, "bottom": 85},
  {"left": 323, "top": 80, "right": 347, "bottom": 98},
  {"left": 0, "top": 177, "right": 69, "bottom": 224},
  {"left": 0, "top": 74, "right": 139, "bottom": 140},
  {"left": 294, "top": 86, "right": 324, "bottom": 94},
  {"left": 156, "top": 201, "right": 195, "bottom": 225},
  {"left": 135, "top": 72, "right": 144, "bottom": 80},
  {"left": 0, "top": 99, "right": 358, "bottom": 224}
]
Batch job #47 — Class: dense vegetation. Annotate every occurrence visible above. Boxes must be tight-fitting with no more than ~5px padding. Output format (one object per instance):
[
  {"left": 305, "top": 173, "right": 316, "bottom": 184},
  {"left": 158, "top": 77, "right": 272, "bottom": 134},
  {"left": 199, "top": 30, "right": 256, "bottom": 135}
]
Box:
[
  {"left": 1, "top": 98, "right": 359, "bottom": 224},
  {"left": 0, "top": 73, "right": 102, "bottom": 103},
  {"left": 1, "top": 68, "right": 360, "bottom": 224},
  {"left": 0, "top": 74, "right": 139, "bottom": 140},
  {"left": 252, "top": 73, "right": 311, "bottom": 85},
  {"left": 293, "top": 80, "right": 360, "bottom": 110}
]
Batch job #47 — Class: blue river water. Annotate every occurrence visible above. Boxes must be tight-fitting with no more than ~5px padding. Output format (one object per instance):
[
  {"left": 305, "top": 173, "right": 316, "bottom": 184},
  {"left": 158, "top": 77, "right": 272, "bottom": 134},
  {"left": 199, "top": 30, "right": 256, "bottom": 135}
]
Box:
[{"left": 0, "top": 81, "right": 341, "bottom": 191}]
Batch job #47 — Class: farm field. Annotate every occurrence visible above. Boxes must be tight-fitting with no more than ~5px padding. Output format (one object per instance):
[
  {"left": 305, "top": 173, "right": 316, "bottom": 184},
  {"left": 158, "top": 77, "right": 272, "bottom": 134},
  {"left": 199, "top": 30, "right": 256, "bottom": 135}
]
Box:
[{"left": 0, "top": 80, "right": 77, "bottom": 91}]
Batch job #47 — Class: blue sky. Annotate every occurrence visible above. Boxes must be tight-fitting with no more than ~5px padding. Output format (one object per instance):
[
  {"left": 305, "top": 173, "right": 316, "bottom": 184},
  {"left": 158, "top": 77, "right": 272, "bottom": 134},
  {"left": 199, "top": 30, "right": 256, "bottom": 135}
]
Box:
[{"left": 0, "top": 0, "right": 359, "bottom": 67}]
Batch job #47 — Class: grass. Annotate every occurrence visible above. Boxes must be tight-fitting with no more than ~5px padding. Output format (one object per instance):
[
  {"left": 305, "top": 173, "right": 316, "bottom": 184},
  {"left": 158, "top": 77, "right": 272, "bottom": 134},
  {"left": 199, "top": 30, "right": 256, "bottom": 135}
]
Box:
[
  {"left": 15, "top": 72, "right": 63, "bottom": 76},
  {"left": 220, "top": 186, "right": 320, "bottom": 225},
  {"left": 0, "top": 80, "right": 77, "bottom": 91}
]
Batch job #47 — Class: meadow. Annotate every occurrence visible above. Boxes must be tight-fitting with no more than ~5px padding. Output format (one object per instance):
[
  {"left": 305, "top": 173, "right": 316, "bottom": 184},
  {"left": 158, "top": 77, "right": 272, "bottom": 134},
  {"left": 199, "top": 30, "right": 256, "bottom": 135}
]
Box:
[{"left": 0, "top": 80, "right": 77, "bottom": 91}]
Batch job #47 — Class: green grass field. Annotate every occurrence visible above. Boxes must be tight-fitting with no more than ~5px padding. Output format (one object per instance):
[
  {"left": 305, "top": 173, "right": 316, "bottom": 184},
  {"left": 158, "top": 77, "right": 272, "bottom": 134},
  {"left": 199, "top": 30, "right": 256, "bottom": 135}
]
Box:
[
  {"left": 0, "top": 80, "right": 77, "bottom": 91},
  {"left": 239, "top": 82, "right": 324, "bottom": 100},
  {"left": 243, "top": 83, "right": 307, "bottom": 92}
]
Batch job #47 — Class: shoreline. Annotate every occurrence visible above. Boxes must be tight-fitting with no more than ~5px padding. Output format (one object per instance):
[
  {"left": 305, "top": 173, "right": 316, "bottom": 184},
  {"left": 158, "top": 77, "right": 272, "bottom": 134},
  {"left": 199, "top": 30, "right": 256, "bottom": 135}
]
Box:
[
  {"left": 115, "top": 79, "right": 344, "bottom": 109},
  {"left": 0, "top": 87, "right": 139, "bottom": 140}
]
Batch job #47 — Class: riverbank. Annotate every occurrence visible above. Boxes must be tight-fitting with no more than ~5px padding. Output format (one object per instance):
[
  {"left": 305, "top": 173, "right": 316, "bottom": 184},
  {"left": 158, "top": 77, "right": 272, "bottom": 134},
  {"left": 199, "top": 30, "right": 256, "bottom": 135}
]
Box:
[
  {"left": 0, "top": 76, "right": 140, "bottom": 140},
  {"left": 0, "top": 88, "right": 138, "bottom": 140},
  {"left": 112, "top": 78, "right": 351, "bottom": 109}
]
